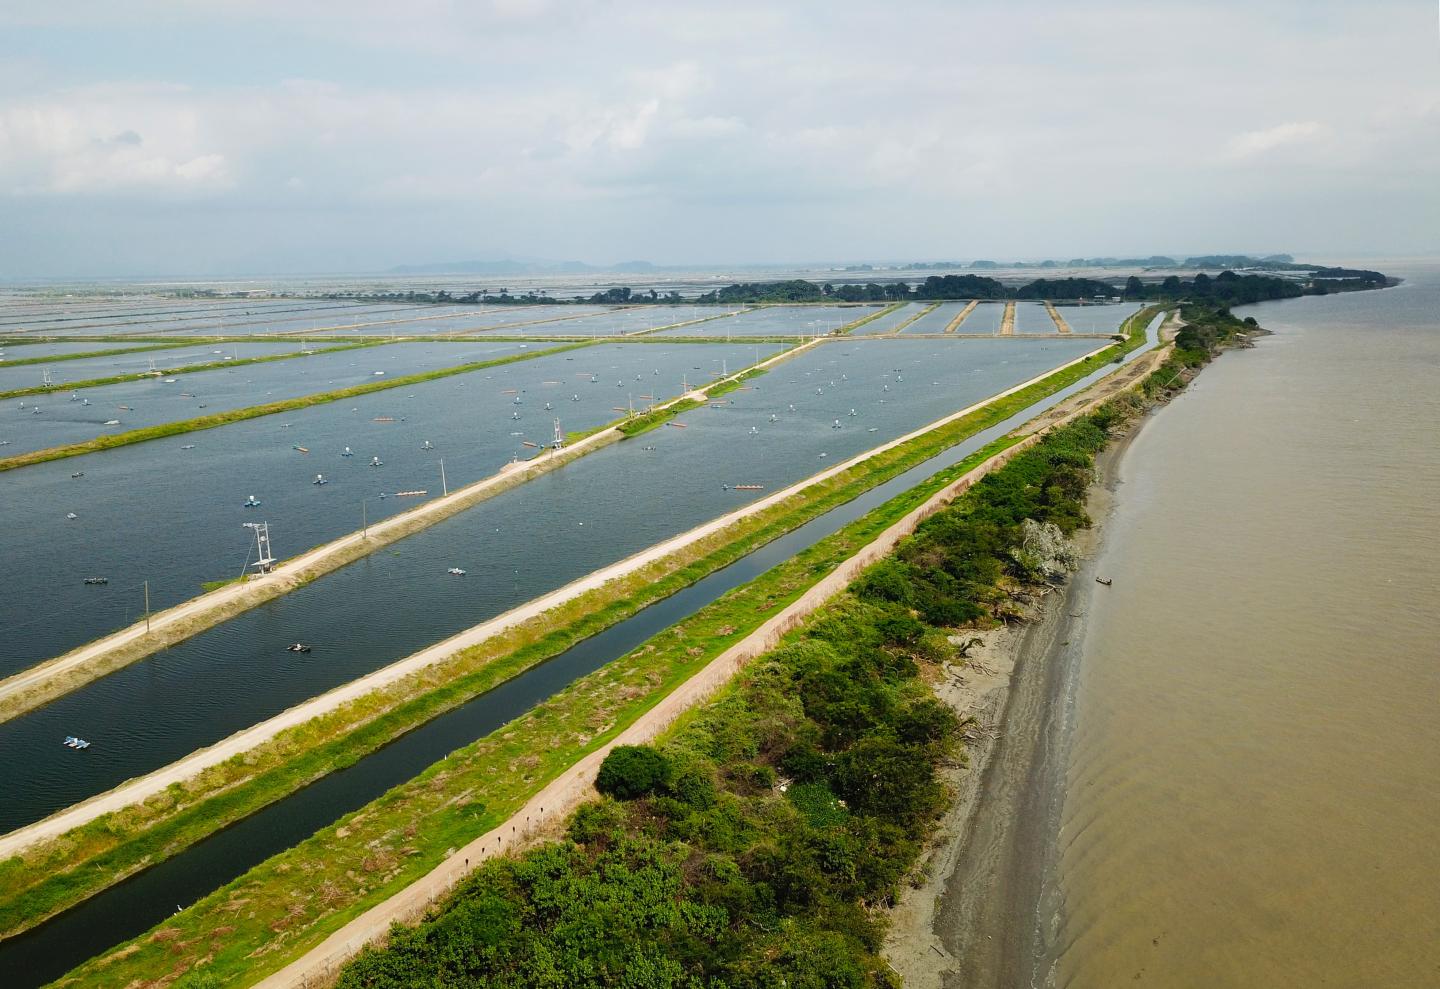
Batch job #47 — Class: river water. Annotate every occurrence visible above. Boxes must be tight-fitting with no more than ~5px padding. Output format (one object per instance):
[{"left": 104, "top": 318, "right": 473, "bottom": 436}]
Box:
[{"left": 1044, "top": 263, "right": 1440, "bottom": 986}]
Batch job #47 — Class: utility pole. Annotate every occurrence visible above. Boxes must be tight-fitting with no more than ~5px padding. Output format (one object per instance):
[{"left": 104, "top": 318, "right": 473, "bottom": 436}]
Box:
[
  {"left": 440, "top": 458, "right": 448, "bottom": 496},
  {"left": 144, "top": 580, "right": 150, "bottom": 633},
  {"left": 362, "top": 500, "right": 368, "bottom": 539}
]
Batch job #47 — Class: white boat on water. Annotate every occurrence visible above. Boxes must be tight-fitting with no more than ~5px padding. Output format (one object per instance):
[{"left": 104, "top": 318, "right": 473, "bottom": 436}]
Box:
[
  {"left": 447, "top": 567, "right": 467, "bottom": 576},
  {"left": 63, "top": 736, "right": 91, "bottom": 749}
]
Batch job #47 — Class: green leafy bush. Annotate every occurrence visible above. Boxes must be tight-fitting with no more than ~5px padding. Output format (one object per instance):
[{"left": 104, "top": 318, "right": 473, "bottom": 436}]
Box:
[{"left": 595, "top": 745, "right": 672, "bottom": 799}]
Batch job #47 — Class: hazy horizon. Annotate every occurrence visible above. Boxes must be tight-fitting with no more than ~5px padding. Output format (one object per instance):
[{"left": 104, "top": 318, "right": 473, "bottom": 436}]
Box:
[{"left": 2, "top": 1, "right": 1437, "bottom": 279}]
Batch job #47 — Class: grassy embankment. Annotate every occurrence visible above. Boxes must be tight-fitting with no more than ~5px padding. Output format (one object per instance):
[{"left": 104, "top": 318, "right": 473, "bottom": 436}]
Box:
[
  {"left": 0, "top": 341, "right": 386, "bottom": 400},
  {"left": 0, "top": 342, "right": 592, "bottom": 474},
  {"left": 35, "top": 318, "right": 1155, "bottom": 985}
]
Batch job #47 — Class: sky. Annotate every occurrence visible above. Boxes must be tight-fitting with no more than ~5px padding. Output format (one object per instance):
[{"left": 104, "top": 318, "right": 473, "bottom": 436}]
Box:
[{"left": 1, "top": 0, "right": 1437, "bottom": 278}]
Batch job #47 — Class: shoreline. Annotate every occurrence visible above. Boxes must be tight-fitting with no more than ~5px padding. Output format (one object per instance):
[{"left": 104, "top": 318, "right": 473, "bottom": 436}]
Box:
[{"left": 883, "top": 388, "right": 1157, "bottom": 988}]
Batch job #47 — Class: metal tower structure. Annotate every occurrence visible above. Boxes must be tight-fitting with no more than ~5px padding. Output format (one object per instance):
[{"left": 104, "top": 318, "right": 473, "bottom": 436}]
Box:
[
  {"left": 552, "top": 419, "right": 564, "bottom": 449},
  {"left": 243, "top": 521, "right": 276, "bottom": 573}
]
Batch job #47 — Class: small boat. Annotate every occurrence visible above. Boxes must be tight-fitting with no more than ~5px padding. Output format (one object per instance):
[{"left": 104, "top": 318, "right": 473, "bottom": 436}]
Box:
[
  {"left": 666, "top": 421, "right": 687, "bottom": 429},
  {"left": 244, "top": 495, "right": 261, "bottom": 507},
  {"left": 103, "top": 419, "right": 121, "bottom": 425},
  {"left": 732, "top": 484, "right": 764, "bottom": 491},
  {"left": 293, "top": 445, "right": 309, "bottom": 453},
  {"left": 181, "top": 444, "right": 196, "bottom": 450},
  {"left": 372, "top": 417, "right": 395, "bottom": 423},
  {"left": 1095, "top": 577, "right": 1113, "bottom": 586},
  {"left": 342, "top": 447, "right": 353, "bottom": 457},
  {"left": 163, "top": 378, "right": 177, "bottom": 383},
  {"left": 286, "top": 643, "right": 311, "bottom": 654},
  {"left": 522, "top": 440, "right": 539, "bottom": 449},
  {"left": 832, "top": 419, "right": 842, "bottom": 429},
  {"left": 83, "top": 577, "right": 108, "bottom": 585},
  {"left": 393, "top": 489, "right": 428, "bottom": 497},
  {"left": 118, "top": 405, "right": 132, "bottom": 411},
  {"left": 421, "top": 440, "right": 434, "bottom": 450},
  {"left": 313, "top": 474, "right": 328, "bottom": 485},
  {"left": 66, "top": 512, "right": 78, "bottom": 520},
  {"left": 63, "top": 736, "right": 91, "bottom": 749},
  {"left": 372, "top": 370, "right": 385, "bottom": 375},
  {"left": 447, "top": 567, "right": 467, "bottom": 576},
  {"left": 369, "top": 456, "right": 383, "bottom": 467},
  {"left": 71, "top": 471, "right": 84, "bottom": 478}
]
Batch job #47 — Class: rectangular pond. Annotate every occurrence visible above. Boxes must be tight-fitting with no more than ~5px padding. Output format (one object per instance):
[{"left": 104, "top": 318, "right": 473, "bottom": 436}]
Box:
[
  {"left": 1054, "top": 302, "right": 1142, "bottom": 334},
  {"left": 899, "top": 301, "right": 971, "bottom": 334},
  {"left": 847, "top": 303, "right": 920, "bottom": 335},
  {"left": 0, "top": 335, "right": 1107, "bottom": 834},
  {"left": 961, "top": 302, "right": 1006, "bottom": 334},
  {"left": 0, "top": 301, "right": 379, "bottom": 336},
  {"left": 0, "top": 341, "right": 163, "bottom": 361},
  {"left": 657, "top": 305, "right": 872, "bottom": 337},
  {"left": 1014, "top": 300, "right": 1058, "bottom": 334},
  {"left": 0, "top": 340, "right": 334, "bottom": 392}
]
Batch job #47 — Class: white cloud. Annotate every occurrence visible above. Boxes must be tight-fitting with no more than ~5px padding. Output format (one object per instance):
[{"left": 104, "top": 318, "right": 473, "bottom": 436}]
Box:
[{"left": 1224, "top": 121, "right": 1326, "bottom": 160}]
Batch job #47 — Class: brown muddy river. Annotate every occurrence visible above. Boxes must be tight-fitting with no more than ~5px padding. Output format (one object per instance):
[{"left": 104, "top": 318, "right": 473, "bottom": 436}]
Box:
[{"left": 1048, "top": 262, "right": 1440, "bottom": 986}]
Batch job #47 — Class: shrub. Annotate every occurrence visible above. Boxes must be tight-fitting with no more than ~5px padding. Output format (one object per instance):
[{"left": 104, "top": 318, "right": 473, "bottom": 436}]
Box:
[{"left": 595, "top": 745, "right": 671, "bottom": 800}]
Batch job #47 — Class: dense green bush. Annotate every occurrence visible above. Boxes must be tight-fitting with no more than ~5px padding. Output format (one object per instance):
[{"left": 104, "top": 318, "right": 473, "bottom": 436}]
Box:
[{"left": 595, "top": 745, "right": 672, "bottom": 799}]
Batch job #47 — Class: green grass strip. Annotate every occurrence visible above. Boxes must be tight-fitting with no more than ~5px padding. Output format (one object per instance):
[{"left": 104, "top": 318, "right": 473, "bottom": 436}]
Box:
[
  {"left": 0, "top": 341, "right": 388, "bottom": 400},
  {"left": 0, "top": 341, "right": 594, "bottom": 474},
  {"left": 28, "top": 331, "right": 1147, "bottom": 984}
]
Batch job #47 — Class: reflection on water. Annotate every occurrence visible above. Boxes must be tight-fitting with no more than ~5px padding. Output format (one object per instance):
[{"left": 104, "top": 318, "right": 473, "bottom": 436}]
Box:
[{"left": 1050, "top": 263, "right": 1440, "bottom": 986}]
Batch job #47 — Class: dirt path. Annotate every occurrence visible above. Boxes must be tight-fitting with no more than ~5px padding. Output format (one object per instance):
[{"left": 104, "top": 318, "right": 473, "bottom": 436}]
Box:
[
  {"left": 1044, "top": 301, "right": 1073, "bottom": 334},
  {"left": 944, "top": 300, "right": 979, "bottom": 333},
  {"left": 0, "top": 340, "right": 1112, "bottom": 859},
  {"left": 999, "top": 302, "right": 1016, "bottom": 335},
  {"left": 0, "top": 339, "right": 821, "bottom": 725}
]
